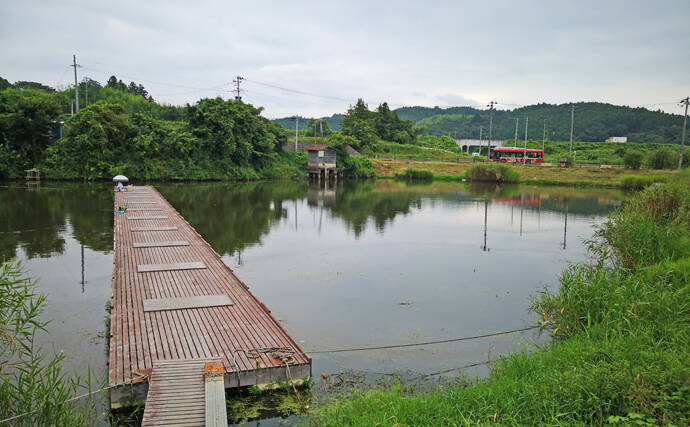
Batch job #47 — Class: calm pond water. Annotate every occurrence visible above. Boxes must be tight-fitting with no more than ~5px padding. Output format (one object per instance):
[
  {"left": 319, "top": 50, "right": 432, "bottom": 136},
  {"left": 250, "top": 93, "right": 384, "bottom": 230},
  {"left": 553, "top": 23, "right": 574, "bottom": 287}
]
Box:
[{"left": 0, "top": 180, "right": 623, "bottom": 423}]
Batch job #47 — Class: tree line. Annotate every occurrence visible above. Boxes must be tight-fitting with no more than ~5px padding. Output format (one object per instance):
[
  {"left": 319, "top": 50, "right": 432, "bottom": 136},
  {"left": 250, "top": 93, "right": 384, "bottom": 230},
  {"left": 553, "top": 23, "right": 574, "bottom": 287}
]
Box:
[{"left": 0, "top": 76, "right": 288, "bottom": 180}]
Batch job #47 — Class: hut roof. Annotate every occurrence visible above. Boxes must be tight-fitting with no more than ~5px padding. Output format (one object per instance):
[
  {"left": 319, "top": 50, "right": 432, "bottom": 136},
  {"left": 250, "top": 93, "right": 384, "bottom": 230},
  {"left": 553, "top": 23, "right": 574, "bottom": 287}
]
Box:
[{"left": 307, "top": 145, "right": 329, "bottom": 151}]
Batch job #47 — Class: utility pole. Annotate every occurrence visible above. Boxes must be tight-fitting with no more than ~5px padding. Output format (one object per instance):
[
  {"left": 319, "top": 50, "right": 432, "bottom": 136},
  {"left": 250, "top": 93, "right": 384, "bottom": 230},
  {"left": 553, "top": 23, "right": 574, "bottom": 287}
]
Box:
[
  {"left": 487, "top": 101, "right": 496, "bottom": 160},
  {"left": 233, "top": 76, "right": 244, "bottom": 100},
  {"left": 319, "top": 119, "right": 324, "bottom": 143},
  {"left": 478, "top": 126, "right": 483, "bottom": 154},
  {"left": 524, "top": 116, "right": 529, "bottom": 163},
  {"left": 71, "top": 54, "right": 79, "bottom": 113},
  {"left": 84, "top": 78, "right": 88, "bottom": 108},
  {"left": 542, "top": 119, "right": 546, "bottom": 151},
  {"left": 295, "top": 116, "right": 299, "bottom": 151},
  {"left": 513, "top": 117, "right": 519, "bottom": 148},
  {"left": 679, "top": 97, "right": 689, "bottom": 169},
  {"left": 569, "top": 104, "right": 575, "bottom": 157}
]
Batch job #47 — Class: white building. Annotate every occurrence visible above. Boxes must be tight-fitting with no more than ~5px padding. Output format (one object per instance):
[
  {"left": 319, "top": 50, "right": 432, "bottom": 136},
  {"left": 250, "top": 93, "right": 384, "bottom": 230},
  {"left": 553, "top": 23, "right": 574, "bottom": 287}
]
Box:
[
  {"left": 455, "top": 139, "right": 507, "bottom": 154},
  {"left": 605, "top": 136, "right": 627, "bottom": 143}
]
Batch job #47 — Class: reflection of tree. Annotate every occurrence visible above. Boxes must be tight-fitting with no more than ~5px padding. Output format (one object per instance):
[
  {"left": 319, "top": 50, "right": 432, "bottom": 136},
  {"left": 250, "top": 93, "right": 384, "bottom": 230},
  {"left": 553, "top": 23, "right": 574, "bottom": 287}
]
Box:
[
  {"left": 329, "top": 182, "right": 422, "bottom": 237},
  {"left": 65, "top": 184, "right": 114, "bottom": 253},
  {"left": 158, "top": 182, "right": 305, "bottom": 256},
  {"left": 0, "top": 183, "right": 114, "bottom": 260},
  {"left": 0, "top": 187, "right": 66, "bottom": 259}
]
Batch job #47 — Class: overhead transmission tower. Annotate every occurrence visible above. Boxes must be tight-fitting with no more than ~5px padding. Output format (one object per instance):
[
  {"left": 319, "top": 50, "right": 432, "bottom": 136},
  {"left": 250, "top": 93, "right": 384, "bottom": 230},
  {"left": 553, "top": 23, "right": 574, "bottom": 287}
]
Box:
[
  {"left": 233, "top": 76, "right": 244, "bottom": 100},
  {"left": 679, "top": 96, "right": 689, "bottom": 169},
  {"left": 487, "top": 101, "right": 496, "bottom": 159}
]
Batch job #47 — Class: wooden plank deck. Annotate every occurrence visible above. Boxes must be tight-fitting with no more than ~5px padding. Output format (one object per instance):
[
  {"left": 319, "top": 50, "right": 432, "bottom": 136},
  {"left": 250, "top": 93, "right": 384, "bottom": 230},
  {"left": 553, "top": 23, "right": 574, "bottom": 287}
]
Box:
[
  {"left": 109, "top": 186, "right": 311, "bottom": 410},
  {"left": 141, "top": 359, "right": 228, "bottom": 426}
]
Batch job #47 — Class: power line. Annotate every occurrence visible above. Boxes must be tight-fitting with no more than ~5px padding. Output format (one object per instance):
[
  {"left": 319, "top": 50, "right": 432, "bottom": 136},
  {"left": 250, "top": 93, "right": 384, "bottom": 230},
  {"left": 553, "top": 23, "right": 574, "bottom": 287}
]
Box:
[
  {"left": 244, "top": 78, "right": 352, "bottom": 102},
  {"left": 307, "top": 326, "right": 537, "bottom": 354},
  {"left": 80, "top": 65, "right": 230, "bottom": 93}
]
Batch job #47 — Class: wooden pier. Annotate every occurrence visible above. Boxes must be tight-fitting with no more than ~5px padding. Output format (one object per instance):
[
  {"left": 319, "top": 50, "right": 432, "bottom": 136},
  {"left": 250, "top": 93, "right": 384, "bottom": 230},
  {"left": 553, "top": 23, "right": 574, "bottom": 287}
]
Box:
[{"left": 109, "top": 186, "right": 311, "bottom": 418}]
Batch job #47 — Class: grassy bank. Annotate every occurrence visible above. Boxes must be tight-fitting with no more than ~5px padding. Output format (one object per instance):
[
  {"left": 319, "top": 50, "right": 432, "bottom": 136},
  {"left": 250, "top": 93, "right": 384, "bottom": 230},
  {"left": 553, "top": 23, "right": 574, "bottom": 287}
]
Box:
[
  {"left": 310, "top": 175, "right": 689, "bottom": 425},
  {"left": 373, "top": 160, "right": 676, "bottom": 188}
]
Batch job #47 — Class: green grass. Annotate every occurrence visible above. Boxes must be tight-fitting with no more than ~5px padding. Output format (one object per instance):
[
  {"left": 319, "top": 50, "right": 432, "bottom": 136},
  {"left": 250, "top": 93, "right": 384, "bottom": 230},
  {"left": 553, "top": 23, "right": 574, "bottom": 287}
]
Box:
[
  {"left": 368, "top": 141, "right": 468, "bottom": 162},
  {"left": 394, "top": 169, "right": 434, "bottom": 181},
  {"left": 620, "top": 175, "right": 667, "bottom": 191},
  {"left": 309, "top": 173, "right": 690, "bottom": 425}
]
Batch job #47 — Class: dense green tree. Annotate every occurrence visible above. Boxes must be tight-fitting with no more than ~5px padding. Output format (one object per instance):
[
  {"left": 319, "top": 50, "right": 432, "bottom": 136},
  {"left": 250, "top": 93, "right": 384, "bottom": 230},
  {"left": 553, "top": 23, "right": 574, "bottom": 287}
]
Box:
[
  {"left": 0, "top": 88, "right": 60, "bottom": 177},
  {"left": 0, "top": 76, "right": 11, "bottom": 91},
  {"left": 186, "top": 97, "right": 283, "bottom": 167},
  {"left": 648, "top": 148, "right": 676, "bottom": 169},
  {"left": 623, "top": 152, "right": 643, "bottom": 169},
  {"left": 305, "top": 118, "right": 332, "bottom": 137},
  {"left": 43, "top": 103, "right": 133, "bottom": 178}
]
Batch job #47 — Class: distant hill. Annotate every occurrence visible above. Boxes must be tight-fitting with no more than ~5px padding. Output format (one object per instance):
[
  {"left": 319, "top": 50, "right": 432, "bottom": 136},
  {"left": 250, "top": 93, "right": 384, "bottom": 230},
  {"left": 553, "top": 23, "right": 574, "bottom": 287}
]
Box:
[
  {"left": 272, "top": 114, "right": 344, "bottom": 131},
  {"left": 404, "top": 103, "right": 685, "bottom": 143},
  {"left": 274, "top": 102, "right": 686, "bottom": 144}
]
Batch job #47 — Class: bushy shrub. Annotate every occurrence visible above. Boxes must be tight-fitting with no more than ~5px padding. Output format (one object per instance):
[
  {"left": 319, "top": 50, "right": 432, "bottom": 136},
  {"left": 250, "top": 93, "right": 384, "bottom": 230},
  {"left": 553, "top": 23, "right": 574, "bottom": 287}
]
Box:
[
  {"left": 466, "top": 164, "right": 520, "bottom": 183},
  {"left": 623, "top": 152, "right": 643, "bottom": 169},
  {"left": 597, "top": 179, "right": 689, "bottom": 268},
  {"left": 648, "top": 148, "right": 676, "bottom": 169},
  {"left": 620, "top": 175, "right": 660, "bottom": 190}
]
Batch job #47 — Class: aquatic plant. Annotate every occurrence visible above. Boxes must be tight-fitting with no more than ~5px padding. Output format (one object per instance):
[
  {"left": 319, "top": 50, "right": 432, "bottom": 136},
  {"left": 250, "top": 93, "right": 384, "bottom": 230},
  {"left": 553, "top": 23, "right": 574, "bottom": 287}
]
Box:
[
  {"left": 0, "top": 261, "right": 96, "bottom": 425},
  {"left": 466, "top": 164, "right": 520, "bottom": 183}
]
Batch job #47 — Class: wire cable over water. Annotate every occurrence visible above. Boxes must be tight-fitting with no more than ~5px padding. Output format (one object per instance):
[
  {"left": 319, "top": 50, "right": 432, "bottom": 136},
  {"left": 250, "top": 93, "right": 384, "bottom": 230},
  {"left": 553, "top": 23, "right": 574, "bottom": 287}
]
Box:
[{"left": 306, "top": 326, "right": 538, "bottom": 354}]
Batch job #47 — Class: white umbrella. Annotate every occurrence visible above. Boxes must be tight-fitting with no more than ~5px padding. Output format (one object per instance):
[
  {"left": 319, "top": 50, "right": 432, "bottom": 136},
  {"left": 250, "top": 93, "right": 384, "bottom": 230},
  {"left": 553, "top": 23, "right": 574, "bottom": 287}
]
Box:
[{"left": 113, "top": 175, "right": 129, "bottom": 183}]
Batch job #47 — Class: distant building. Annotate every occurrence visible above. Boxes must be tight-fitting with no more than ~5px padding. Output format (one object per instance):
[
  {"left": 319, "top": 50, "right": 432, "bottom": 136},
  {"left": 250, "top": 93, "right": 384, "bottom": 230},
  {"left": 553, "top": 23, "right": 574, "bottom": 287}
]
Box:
[
  {"left": 456, "top": 139, "right": 507, "bottom": 154},
  {"left": 605, "top": 136, "right": 627, "bottom": 143},
  {"left": 307, "top": 145, "right": 337, "bottom": 181}
]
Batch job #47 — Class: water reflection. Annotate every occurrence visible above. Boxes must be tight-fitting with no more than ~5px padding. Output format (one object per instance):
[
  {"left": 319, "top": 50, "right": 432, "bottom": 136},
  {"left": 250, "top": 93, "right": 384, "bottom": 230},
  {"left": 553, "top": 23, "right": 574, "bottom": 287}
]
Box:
[{"left": 0, "top": 183, "right": 113, "bottom": 259}]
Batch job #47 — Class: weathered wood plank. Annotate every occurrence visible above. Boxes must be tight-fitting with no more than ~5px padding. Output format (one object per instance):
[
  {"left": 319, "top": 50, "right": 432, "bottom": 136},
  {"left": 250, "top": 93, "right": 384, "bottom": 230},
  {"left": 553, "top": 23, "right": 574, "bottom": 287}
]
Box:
[
  {"left": 127, "top": 208, "right": 163, "bottom": 211},
  {"left": 143, "top": 295, "right": 232, "bottom": 312},
  {"left": 137, "top": 262, "right": 207, "bottom": 273},
  {"left": 127, "top": 215, "right": 168, "bottom": 220},
  {"left": 205, "top": 361, "right": 228, "bottom": 426},
  {"left": 133, "top": 240, "right": 190, "bottom": 248},
  {"left": 131, "top": 226, "right": 178, "bottom": 232}
]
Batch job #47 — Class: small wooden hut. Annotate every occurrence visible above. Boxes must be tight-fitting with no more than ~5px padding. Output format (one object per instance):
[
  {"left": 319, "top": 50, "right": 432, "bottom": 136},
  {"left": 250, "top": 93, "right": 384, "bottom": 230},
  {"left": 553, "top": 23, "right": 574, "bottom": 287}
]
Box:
[{"left": 307, "top": 145, "right": 337, "bottom": 181}]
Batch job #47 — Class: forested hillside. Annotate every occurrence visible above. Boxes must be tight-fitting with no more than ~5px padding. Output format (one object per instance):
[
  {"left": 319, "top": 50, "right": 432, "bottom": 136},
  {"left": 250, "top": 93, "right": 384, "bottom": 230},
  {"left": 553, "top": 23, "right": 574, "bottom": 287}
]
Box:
[
  {"left": 275, "top": 102, "right": 686, "bottom": 144},
  {"left": 273, "top": 113, "right": 344, "bottom": 131}
]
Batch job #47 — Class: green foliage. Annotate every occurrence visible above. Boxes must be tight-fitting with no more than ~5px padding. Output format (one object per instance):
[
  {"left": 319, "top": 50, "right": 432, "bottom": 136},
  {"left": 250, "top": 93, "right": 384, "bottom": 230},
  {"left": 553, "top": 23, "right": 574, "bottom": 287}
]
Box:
[
  {"left": 648, "top": 148, "right": 676, "bottom": 169},
  {"left": 394, "top": 168, "right": 434, "bottom": 181},
  {"left": 0, "top": 88, "right": 60, "bottom": 177},
  {"left": 624, "top": 152, "right": 644, "bottom": 169},
  {"left": 342, "top": 99, "right": 421, "bottom": 148},
  {"left": 596, "top": 179, "right": 689, "bottom": 269},
  {"left": 304, "top": 118, "right": 331, "bottom": 137},
  {"left": 1, "top": 261, "right": 96, "bottom": 424},
  {"left": 40, "top": 97, "right": 287, "bottom": 180},
  {"left": 0, "top": 76, "right": 12, "bottom": 91},
  {"left": 620, "top": 175, "right": 666, "bottom": 191},
  {"left": 369, "top": 141, "right": 466, "bottom": 162},
  {"left": 415, "top": 135, "right": 464, "bottom": 153},
  {"left": 397, "top": 102, "right": 686, "bottom": 144},
  {"left": 466, "top": 164, "right": 520, "bottom": 183}
]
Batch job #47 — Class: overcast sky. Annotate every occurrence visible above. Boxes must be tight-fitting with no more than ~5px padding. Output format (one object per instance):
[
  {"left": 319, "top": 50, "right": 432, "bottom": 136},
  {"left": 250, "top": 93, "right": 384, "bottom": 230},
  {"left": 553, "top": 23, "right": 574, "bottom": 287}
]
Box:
[{"left": 1, "top": 0, "right": 688, "bottom": 118}]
